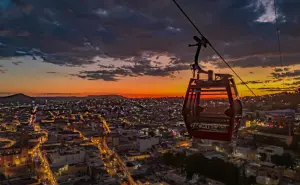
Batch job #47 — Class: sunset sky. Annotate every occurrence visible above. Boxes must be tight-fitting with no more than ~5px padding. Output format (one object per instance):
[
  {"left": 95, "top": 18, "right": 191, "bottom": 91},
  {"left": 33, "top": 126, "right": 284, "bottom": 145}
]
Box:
[{"left": 0, "top": 0, "right": 299, "bottom": 97}]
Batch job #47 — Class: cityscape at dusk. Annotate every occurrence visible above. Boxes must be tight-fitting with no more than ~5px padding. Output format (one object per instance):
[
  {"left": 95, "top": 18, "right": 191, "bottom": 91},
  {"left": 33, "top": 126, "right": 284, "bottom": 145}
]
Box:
[{"left": 0, "top": 0, "right": 300, "bottom": 185}]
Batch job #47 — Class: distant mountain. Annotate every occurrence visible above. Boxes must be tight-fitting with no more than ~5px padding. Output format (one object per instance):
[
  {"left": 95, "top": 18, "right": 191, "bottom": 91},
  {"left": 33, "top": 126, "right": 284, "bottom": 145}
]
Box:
[
  {"left": 86, "top": 94, "right": 125, "bottom": 99},
  {"left": 243, "top": 91, "right": 300, "bottom": 111},
  {"left": 0, "top": 93, "right": 34, "bottom": 102}
]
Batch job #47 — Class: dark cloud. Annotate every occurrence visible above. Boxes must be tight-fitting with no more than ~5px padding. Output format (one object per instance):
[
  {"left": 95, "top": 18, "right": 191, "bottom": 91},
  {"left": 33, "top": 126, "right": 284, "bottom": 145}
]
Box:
[
  {"left": 40, "top": 93, "right": 81, "bottom": 96},
  {"left": 74, "top": 67, "right": 134, "bottom": 81},
  {"left": 12, "top": 61, "right": 23, "bottom": 65},
  {"left": 98, "top": 64, "right": 115, "bottom": 69},
  {"left": 125, "top": 60, "right": 190, "bottom": 78},
  {"left": 76, "top": 61, "right": 190, "bottom": 81},
  {"left": 211, "top": 52, "right": 300, "bottom": 68},
  {"left": 272, "top": 67, "right": 291, "bottom": 74},
  {"left": 46, "top": 71, "right": 59, "bottom": 74},
  {"left": 274, "top": 68, "right": 283, "bottom": 72},
  {"left": 124, "top": 62, "right": 189, "bottom": 77},
  {"left": 272, "top": 78, "right": 283, "bottom": 83},
  {"left": 239, "top": 80, "right": 264, "bottom": 85},
  {"left": 254, "top": 87, "right": 297, "bottom": 92},
  {"left": 292, "top": 80, "right": 300, "bottom": 85},
  {"left": 271, "top": 69, "right": 300, "bottom": 79},
  {"left": 238, "top": 79, "right": 279, "bottom": 85},
  {"left": 0, "top": 69, "right": 7, "bottom": 73},
  {"left": 0, "top": 0, "right": 299, "bottom": 76},
  {"left": 0, "top": 65, "right": 6, "bottom": 73},
  {"left": 12, "top": 0, "right": 34, "bottom": 14}
]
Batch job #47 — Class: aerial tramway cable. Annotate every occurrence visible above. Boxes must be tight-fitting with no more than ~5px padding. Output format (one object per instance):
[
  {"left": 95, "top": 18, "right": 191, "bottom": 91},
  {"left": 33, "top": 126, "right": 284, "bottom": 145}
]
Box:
[
  {"left": 273, "top": 0, "right": 283, "bottom": 68},
  {"left": 171, "top": 0, "right": 257, "bottom": 96},
  {"left": 179, "top": 1, "right": 244, "bottom": 142},
  {"left": 273, "top": 0, "right": 286, "bottom": 89}
]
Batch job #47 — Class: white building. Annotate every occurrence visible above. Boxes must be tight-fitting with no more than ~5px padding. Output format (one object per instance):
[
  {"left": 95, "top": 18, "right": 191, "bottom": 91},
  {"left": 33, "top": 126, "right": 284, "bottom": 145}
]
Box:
[
  {"left": 166, "top": 171, "right": 186, "bottom": 185},
  {"left": 234, "top": 147, "right": 257, "bottom": 160},
  {"left": 117, "top": 141, "right": 137, "bottom": 151},
  {"left": 116, "top": 128, "right": 138, "bottom": 136},
  {"left": 91, "top": 122, "right": 97, "bottom": 131},
  {"left": 137, "top": 136, "right": 159, "bottom": 152},
  {"left": 257, "top": 146, "right": 284, "bottom": 156},
  {"left": 257, "top": 146, "right": 284, "bottom": 161},
  {"left": 57, "top": 131, "right": 80, "bottom": 141},
  {"left": 86, "top": 155, "right": 104, "bottom": 168},
  {"left": 55, "top": 164, "right": 90, "bottom": 184},
  {"left": 256, "top": 176, "right": 279, "bottom": 185},
  {"left": 150, "top": 182, "right": 169, "bottom": 185},
  {"left": 48, "top": 147, "right": 86, "bottom": 167},
  {"left": 203, "top": 151, "right": 226, "bottom": 160},
  {"left": 295, "top": 113, "right": 300, "bottom": 121}
]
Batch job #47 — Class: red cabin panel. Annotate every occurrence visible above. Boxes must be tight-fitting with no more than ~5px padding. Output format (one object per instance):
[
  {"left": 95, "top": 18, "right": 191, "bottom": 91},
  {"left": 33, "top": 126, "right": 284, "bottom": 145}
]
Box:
[{"left": 182, "top": 75, "right": 242, "bottom": 141}]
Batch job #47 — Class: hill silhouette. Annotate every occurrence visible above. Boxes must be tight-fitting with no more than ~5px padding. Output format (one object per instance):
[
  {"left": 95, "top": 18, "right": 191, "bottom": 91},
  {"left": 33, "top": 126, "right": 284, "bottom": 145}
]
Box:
[
  {"left": 86, "top": 94, "right": 125, "bottom": 99},
  {"left": 0, "top": 93, "right": 126, "bottom": 103},
  {"left": 0, "top": 93, "right": 34, "bottom": 103}
]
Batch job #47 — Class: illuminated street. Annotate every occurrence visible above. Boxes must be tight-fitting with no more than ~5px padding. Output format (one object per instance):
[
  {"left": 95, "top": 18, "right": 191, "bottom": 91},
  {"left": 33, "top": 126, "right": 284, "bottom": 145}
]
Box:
[
  {"left": 0, "top": 137, "right": 16, "bottom": 148},
  {"left": 72, "top": 128, "right": 88, "bottom": 140},
  {"left": 62, "top": 113, "right": 135, "bottom": 184},
  {"left": 35, "top": 149, "right": 57, "bottom": 185},
  {"left": 99, "top": 115, "right": 111, "bottom": 133},
  {"left": 32, "top": 131, "right": 57, "bottom": 185},
  {"left": 98, "top": 116, "right": 137, "bottom": 185},
  {"left": 29, "top": 107, "right": 57, "bottom": 185}
]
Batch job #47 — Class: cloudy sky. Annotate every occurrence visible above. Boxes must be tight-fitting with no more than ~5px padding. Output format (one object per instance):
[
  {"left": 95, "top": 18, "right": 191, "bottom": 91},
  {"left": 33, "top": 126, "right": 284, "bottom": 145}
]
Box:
[{"left": 0, "top": 0, "right": 299, "bottom": 97}]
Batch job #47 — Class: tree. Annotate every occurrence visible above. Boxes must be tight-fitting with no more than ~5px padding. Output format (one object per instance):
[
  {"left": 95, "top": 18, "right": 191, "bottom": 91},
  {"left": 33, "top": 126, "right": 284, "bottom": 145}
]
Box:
[
  {"left": 174, "top": 152, "right": 186, "bottom": 168},
  {"left": 162, "top": 151, "right": 187, "bottom": 170},
  {"left": 148, "top": 131, "right": 156, "bottom": 137},
  {"left": 271, "top": 153, "right": 296, "bottom": 169},
  {"left": 185, "top": 153, "right": 204, "bottom": 180},
  {"left": 164, "top": 151, "right": 241, "bottom": 185},
  {"left": 224, "top": 162, "right": 240, "bottom": 185},
  {"left": 162, "top": 152, "right": 174, "bottom": 166},
  {"left": 184, "top": 153, "right": 240, "bottom": 185},
  {"left": 0, "top": 173, "right": 6, "bottom": 181},
  {"left": 259, "top": 153, "right": 267, "bottom": 162},
  {"left": 244, "top": 176, "right": 256, "bottom": 185}
]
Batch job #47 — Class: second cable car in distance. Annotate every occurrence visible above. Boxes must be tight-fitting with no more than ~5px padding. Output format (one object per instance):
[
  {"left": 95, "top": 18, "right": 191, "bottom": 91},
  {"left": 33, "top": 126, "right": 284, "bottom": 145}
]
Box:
[{"left": 182, "top": 36, "right": 243, "bottom": 141}]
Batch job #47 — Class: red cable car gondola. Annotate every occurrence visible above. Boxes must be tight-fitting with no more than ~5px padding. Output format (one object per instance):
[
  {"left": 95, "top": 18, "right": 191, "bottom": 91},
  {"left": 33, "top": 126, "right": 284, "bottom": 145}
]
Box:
[{"left": 182, "top": 36, "right": 243, "bottom": 141}]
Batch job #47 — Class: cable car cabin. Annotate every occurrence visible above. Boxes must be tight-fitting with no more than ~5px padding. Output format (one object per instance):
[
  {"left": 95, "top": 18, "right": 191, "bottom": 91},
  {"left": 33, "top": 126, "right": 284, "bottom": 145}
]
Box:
[{"left": 182, "top": 71, "right": 242, "bottom": 141}]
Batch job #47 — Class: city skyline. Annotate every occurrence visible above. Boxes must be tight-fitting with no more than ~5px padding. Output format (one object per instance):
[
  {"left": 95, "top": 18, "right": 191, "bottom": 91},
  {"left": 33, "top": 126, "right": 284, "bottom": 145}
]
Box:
[{"left": 0, "top": 0, "right": 299, "bottom": 97}]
